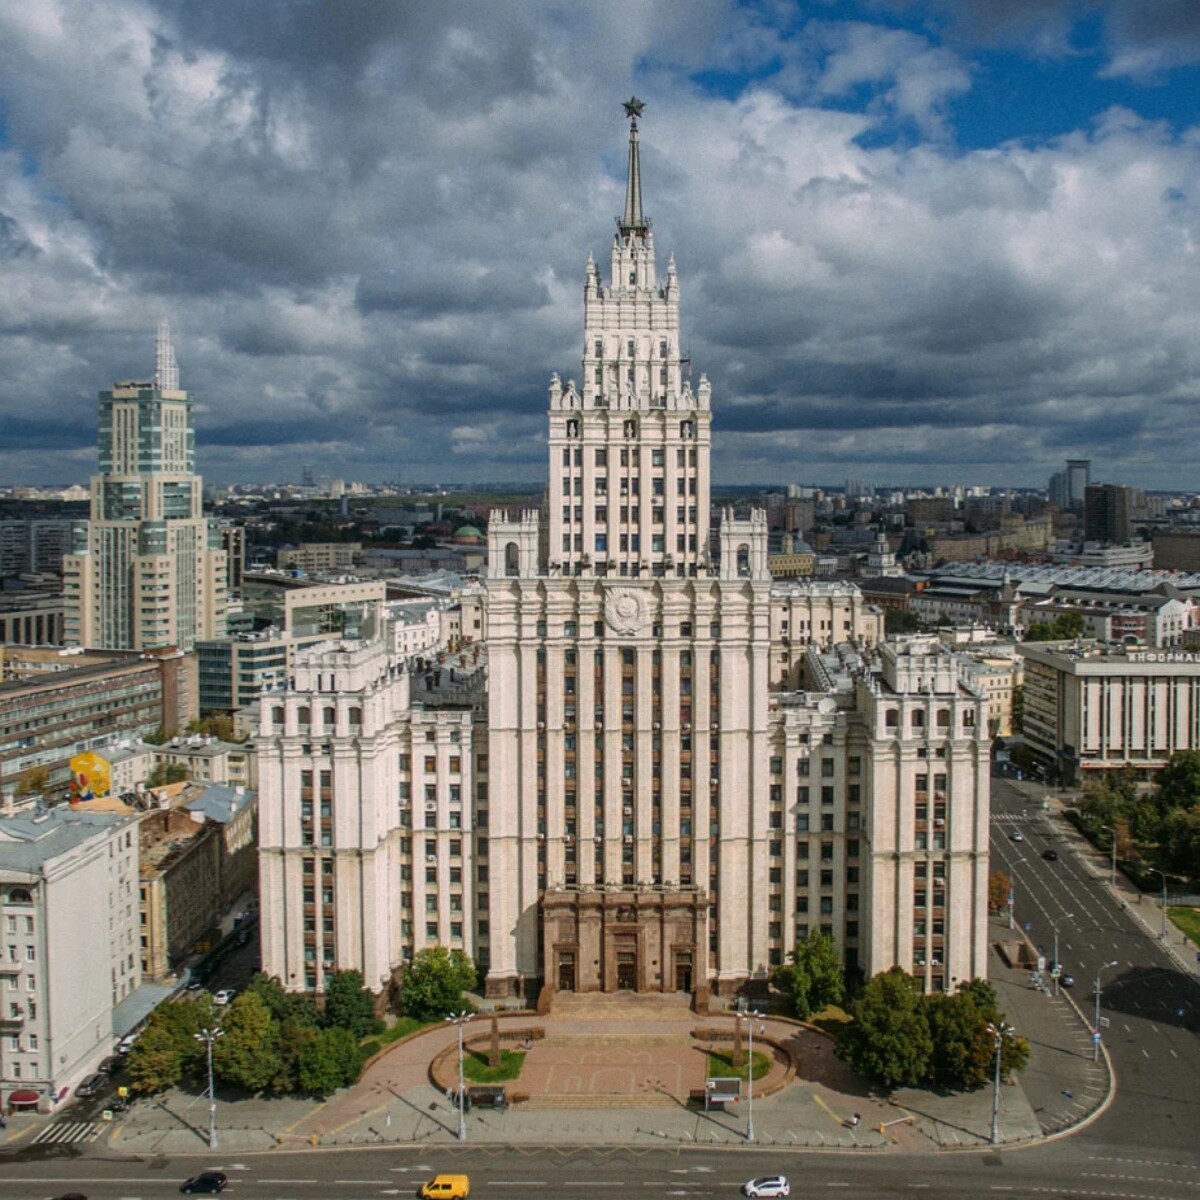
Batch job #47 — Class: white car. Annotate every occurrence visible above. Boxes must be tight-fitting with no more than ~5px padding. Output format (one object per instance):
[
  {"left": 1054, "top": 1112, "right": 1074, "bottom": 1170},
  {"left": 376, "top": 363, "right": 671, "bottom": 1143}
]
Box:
[
  {"left": 1009, "top": 830, "right": 1024, "bottom": 842},
  {"left": 212, "top": 988, "right": 236, "bottom": 1006},
  {"left": 743, "top": 1177, "right": 791, "bottom": 1199},
  {"left": 117, "top": 1033, "right": 138, "bottom": 1054}
]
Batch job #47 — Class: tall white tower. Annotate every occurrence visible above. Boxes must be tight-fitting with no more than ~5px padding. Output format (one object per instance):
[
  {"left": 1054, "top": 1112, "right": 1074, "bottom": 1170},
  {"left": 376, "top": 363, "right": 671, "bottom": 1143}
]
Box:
[
  {"left": 485, "top": 102, "right": 772, "bottom": 1001},
  {"left": 63, "top": 324, "right": 228, "bottom": 651}
]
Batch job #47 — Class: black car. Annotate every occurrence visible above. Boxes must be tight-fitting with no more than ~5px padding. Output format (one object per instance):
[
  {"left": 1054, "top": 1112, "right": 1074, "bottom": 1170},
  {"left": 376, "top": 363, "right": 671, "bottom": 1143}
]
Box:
[
  {"left": 75, "top": 1072, "right": 108, "bottom": 1099},
  {"left": 1042, "top": 848, "right": 1058, "bottom": 861},
  {"left": 181, "top": 1172, "right": 227, "bottom": 1194}
]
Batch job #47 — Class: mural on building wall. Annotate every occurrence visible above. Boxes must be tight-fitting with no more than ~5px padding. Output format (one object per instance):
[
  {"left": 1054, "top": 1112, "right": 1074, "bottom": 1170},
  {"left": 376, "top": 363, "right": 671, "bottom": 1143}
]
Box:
[{"left": 69, "top": 750, "right": 111, "bottom": 800}]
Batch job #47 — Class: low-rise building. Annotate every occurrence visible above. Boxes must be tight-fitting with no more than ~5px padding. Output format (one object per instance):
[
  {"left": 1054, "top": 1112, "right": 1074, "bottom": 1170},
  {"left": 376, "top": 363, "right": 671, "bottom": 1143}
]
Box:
[
  {"left": 138, "top": 782, "right": 257, "bottom": 979},
  {"left": 1019, "top": 640, "right": 1200, "bottom": 783},
  {"left": 0, "top": 648, "right": 197, "bottom": 798}
]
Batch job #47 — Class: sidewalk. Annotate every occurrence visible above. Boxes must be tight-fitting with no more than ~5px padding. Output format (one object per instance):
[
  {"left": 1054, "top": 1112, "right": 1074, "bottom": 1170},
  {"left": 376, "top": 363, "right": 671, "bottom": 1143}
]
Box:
[{"left": 72, "top": 939, "right": 1109, "bottom": 1158}]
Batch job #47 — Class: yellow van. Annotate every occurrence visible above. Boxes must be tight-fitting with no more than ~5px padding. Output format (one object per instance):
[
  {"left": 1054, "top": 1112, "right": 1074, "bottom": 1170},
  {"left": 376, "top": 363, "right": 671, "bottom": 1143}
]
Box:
[{"left": 418, "top": 1175, "right": 470, "bottom": 1200}]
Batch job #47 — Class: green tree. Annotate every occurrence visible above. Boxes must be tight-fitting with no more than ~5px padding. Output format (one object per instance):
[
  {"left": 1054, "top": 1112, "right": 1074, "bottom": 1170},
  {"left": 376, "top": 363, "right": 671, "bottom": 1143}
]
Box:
[
  {"left": 213, "top": 993, "right": 281, "bottom": 1093},
  {"left": 396, "top": 946, "right": 476, "bottom": 1021},
  {"left": 1010, "top": 684, "right": 1024, "bottom": 733},
  {"left": 272, "top": 1019, "right": 318, "bottom": 1094},
  {"left": 297, "top": 1026, "right": 364, "bottom": 1097},
  {"left": 142, "top": 725, "right": 173, "bottom": 745},
  {"left": 837, "top": 967, "right": 933, "bottom": 1088},
  {"left": 16, "top": 765, "right": 52, "bottom": 798},
  {"left": 125, "top": 996, "right": 215, "bottom": 1094},
  {"left": 885, "top": 609, "right": 923, "bottom": 635},
  {"left": 774, "top": 930, "right": 844, "bottom": 1019},
  {"left": 146, "top": 761, "right": 190, "bottom": 788},
  {"left": 186, "top": 714, "right": 246, "bottom": 743},
  {"left": 246, "top": 973, "right": 320, "bottom": 1029},
  {"left": 1023, "top": 613, "right": 1085, "bottom": 642},
  {"left": 323, "top": 969, "right": 383, "bottom": 1038}
]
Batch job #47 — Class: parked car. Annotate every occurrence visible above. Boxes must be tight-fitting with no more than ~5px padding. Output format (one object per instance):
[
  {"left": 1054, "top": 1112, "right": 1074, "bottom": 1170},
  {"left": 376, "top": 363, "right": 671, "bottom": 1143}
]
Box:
[
  {"left": 1042, "top": 848, "right": 1058, "bottom": 861},
  {"left": 98, "top": 1054, "right": 125, "bottom": 1075},
  {"left": 180, "top": 1171, "right": 227, "bottom": 1194},
  {"left": 117, "top": 1033, "right": 138, "bottom": 1054},
  {"left": 75, "top": 1073, "right": 108, "bottom": 1099},
  {"left": 212, "top": 988, "right": 236, "bottom": 1006},
  {"left": 743, "top": 1178, "right": 791, "bottom": 1199}
]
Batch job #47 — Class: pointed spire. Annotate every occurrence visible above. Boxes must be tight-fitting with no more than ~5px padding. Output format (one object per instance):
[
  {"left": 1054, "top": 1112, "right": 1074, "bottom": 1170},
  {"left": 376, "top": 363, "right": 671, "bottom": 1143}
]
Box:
[
  {"left": 155, "top": 318, "right": 179, "bottom": 391},
  {"left": 619, "top": 97, "right": 649, "bottom": 235}
]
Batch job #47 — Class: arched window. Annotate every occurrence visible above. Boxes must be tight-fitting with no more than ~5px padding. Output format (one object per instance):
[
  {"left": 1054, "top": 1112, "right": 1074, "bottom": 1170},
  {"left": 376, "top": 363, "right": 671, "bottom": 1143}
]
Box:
[
  {"left": 8, "top": 888, "right": 32, "bottom": 904},
  {"left": 298, "top": 706, "right": 311, "bottom": 726},
  {"left": 323, "top": 707, "right": 336, "bottom": 728},
  {"left": 349, "top": 707, "right": 362, "bottom": 727},
  {"left": 504, "top": 542, "right": 519, "bottom": 577},
  {"left": 271, "top": 707, "right": 284, "bottom": 726},
  {"left": 737, "top": 543, "right": 750, "bottom": 576}
]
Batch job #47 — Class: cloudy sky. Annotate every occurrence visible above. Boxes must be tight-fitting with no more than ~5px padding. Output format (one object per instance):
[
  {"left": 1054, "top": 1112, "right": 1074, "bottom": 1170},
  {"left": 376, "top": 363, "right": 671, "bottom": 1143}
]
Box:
[{"left": 3, "top": 1, "right": 1200, "bottom": 491}]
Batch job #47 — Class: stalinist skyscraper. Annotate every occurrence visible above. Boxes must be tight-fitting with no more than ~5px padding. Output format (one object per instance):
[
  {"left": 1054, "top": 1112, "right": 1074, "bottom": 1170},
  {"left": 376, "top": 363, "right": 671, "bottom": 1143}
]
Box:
[
  {"left": 258, "top": 104, "right": 990, "bottom": 1006},
  {"left": 485, "top": 99, "right": 776, "bottom": 999},
  {"left": 64, "top": 321, "right": 228, "bottom": 651}
]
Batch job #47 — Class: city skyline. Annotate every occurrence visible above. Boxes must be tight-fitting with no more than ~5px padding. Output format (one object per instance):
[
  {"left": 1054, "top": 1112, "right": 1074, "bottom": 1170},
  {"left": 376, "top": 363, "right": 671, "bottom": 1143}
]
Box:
[{"left": 3, "top": 2, "right": 1200, "bottom": 489}]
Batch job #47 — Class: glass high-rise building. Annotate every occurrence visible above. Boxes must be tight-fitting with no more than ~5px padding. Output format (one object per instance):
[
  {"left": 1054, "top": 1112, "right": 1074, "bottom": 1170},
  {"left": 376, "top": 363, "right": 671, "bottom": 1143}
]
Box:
[{"left": 64, "top": 322, "right": 228, "bottom": 650}]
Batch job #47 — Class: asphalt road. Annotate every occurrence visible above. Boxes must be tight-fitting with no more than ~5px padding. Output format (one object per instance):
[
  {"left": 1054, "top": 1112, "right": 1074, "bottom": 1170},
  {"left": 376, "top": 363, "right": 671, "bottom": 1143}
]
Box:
[
  {"left": 1, "top": 1139, "right": 1197, "bottom": 1200},
  {"left": 988, "top": 775, "right": 1200, "bottom": 1161}
]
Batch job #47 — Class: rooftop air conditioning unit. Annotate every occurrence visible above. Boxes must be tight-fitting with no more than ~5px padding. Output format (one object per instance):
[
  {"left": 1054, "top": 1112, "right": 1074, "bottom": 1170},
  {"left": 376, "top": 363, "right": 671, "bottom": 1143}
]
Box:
[
  {"left": 596, "top": 722, "right": 604, "bottom": 732},
  {"left": 425, "top": 854, "right": 437, "bottom": 864},
  {"left": 653, "top": 722, "right": 661, "bottom": 730},
  {"left": 682, "top": 722, "right": 691, "bottom": 732},
  {"left": 623, "top": 835, "right": 633, "bottom": 844},
  {"left": 935, "top": 818, "right": 944, "bottom": 826},
  {"left": 537, "top": 721, "right": 545, "bottom": 730},
  {"left": 623, "top": 805, "right": 633, "bottom": 815}
]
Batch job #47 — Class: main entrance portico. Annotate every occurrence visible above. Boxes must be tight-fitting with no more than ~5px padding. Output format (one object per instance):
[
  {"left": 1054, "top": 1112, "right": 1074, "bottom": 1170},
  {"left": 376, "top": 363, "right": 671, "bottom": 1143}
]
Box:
[{"left": 542, "top": 887, "right": 707, "bottom": 995}]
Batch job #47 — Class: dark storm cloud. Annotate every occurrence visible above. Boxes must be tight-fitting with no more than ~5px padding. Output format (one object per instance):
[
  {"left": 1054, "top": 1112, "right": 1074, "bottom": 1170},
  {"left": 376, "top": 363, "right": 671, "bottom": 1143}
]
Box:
[{"left": 2, "top": 1, "right": 1200, "bottom": 489}]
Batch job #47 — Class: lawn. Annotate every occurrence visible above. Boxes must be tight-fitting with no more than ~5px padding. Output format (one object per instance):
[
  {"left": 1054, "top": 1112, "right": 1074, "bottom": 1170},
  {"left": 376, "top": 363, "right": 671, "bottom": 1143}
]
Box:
[
  {"left": 462, "top": 1048, "right": 526, "bottom": 1083},
  {"left": 1167, "top": 907, "right": 1200, "bottom": 947},
  {"left": 360, "top": 1017, "right": 429, "bottom": 1058},
  {"left": 705, "top": 1049, "right": 772, "bottom": 1083}
]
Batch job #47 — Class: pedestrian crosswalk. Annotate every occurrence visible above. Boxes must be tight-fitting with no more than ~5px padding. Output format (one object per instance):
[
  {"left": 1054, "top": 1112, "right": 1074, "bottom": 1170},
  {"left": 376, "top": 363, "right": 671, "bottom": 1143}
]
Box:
[{"left": 32, "top": 1120, "right": 101, "bottom": 1145}]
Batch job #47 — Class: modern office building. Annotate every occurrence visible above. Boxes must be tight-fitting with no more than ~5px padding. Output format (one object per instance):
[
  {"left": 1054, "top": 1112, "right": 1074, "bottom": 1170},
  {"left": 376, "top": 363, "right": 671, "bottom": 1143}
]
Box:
[
  {"left": 257, "top": 105, "right": 988, "bottom": 1003},
  {"left": 1019, "top": 640, "right": 1200, "bottom": 783},
  {"left": 63, "top": 321, "right": 228, "bottom": 651},
  {"left": 1084, "top": 483, "right": 1135, "bottom": 545}
]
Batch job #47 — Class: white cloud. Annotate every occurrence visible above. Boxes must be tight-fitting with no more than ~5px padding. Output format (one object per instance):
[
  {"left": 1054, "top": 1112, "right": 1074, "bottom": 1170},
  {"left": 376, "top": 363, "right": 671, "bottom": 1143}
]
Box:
[{"left": 0, "top": 1, "right": 1199, "bottom": 491}]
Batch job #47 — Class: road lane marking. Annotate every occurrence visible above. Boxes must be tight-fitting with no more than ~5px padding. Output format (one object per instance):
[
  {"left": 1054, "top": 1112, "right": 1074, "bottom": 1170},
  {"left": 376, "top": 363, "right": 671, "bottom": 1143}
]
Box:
[{"left": 493, "top": 1183, "right": 547, "bottom": 1188}]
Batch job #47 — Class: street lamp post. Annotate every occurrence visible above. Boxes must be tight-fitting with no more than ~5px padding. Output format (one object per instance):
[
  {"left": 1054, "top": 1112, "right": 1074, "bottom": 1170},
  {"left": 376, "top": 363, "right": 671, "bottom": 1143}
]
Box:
[
  {"left": 1093, "top": 960, "right": 1119, "bottom": 1063},
  {"left": 735, "top": 1011, "right": 758, "bottom": 1143},
  {"left": 193, "top": 1025, "right": 224, "bottom": 1149},
  {"left": 1051, "top": 913, "right": 1074, "bottom": 996},
  {"left": 445, "top": 1011, "right": 472, "bottom": 1142},
  {"left": 986, "top": 1021, "right": 1014, "bottom": 1146},
  {"left": 1149, "top": 868, "right": 1168, "bottom": 941}
]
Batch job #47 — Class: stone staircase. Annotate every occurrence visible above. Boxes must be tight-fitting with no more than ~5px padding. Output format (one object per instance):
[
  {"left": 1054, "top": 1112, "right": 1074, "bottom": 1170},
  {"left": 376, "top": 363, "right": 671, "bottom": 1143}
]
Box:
[{"left": 549, "top": 991, "right": 694, "bottom": 1022}]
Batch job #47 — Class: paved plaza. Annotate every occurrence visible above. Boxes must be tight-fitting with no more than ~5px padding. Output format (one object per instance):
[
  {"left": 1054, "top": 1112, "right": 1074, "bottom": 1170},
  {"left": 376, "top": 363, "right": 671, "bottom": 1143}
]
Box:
[{"left": 0, "top": 919, "right": 1113, "bottom": 1158}]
